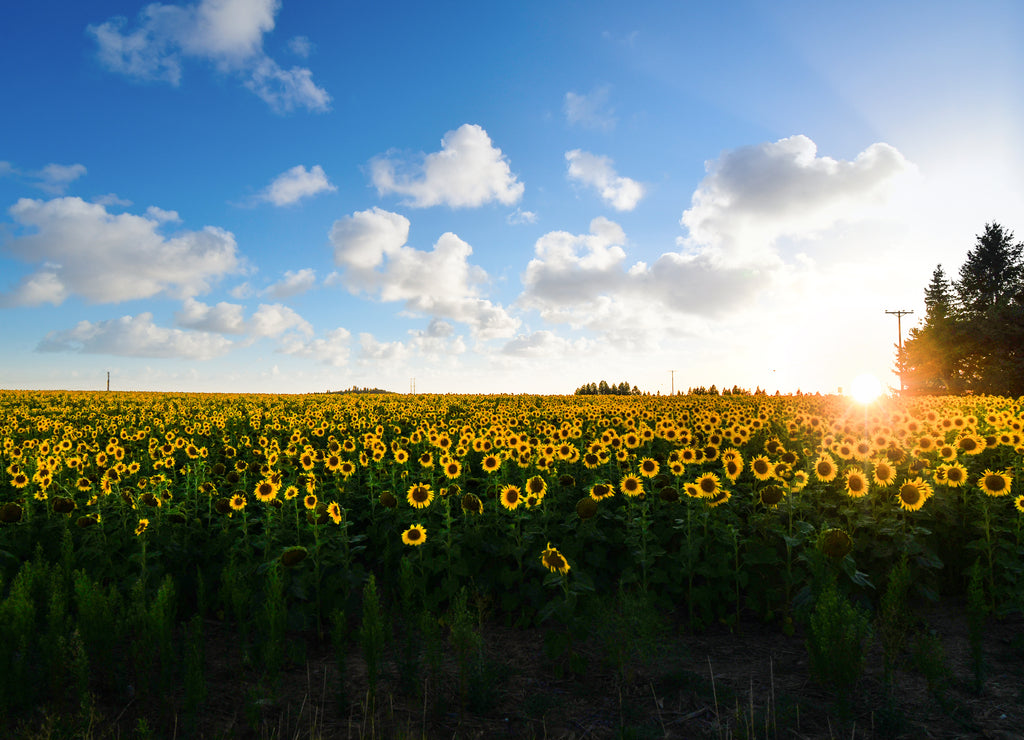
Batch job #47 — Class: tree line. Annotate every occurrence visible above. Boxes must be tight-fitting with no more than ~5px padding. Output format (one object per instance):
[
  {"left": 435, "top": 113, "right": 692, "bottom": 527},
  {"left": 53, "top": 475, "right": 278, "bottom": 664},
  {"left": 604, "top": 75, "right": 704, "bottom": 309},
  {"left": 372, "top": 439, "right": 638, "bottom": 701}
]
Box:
[{"left": 899, "top": 222, "right": 1024, "bottom": 397}]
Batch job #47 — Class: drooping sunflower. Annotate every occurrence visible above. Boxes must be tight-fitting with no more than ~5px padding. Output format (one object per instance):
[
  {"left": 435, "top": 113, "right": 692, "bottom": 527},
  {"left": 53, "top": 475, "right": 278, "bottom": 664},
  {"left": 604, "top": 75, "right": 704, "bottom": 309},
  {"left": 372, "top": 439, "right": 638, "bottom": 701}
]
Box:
[
  {"left": 135, "top": 518, "right": 149, "bottom": 536},
  {"left": 540, "top": 542, "right": 570, "bottom": 575},
  {"left": 461, "top": 493, "right": 483, "bottom": 515},
  {"left": 843, "top": 467, "right": 870, "bottom": 499},
  {"left": 813, "top": 454, "right": 838, "bottom": 483},
  {"left": 978, "top": 469, "right": 1011, "bottom": 497},
  {"left": 327, "top": 501, "right": 343, "bottom": 524},
  {"left": 589, "top": 482, "right": 615, "bottom": 501},
  {"left": 499, "top": 484, "right": 522, "bottom": 511},
  {"left": 897, "top": 477, "right": 932, "bottom": 512},
  {"left": 406, "top": 483, "right": 434, "bottom": 509},
  {"left": 759, "top": 484, "right": 785, "bottom": 508},
  {"left": 704, "top": 489, "right": 731, "bottom": 508},
  {"left": 402, "top": 523, "right": 427, "bottom": 546},
  {"left": 619, "top": 474, "right": 644, "bottom": 498}
]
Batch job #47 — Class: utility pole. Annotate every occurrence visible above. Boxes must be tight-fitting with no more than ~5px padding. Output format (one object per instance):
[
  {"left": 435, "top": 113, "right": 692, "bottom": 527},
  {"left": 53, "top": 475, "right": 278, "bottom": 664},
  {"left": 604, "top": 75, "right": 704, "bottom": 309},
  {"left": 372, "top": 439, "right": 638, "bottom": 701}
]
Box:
[
  {"left": 106, "top": 371, "right": 110, "bottom": 391},
  {"left": 885, "top": 309, "right": 913, "bottom": 394},
  {"left": 669, "top": 370, "right": 675, "bottom": 396}
]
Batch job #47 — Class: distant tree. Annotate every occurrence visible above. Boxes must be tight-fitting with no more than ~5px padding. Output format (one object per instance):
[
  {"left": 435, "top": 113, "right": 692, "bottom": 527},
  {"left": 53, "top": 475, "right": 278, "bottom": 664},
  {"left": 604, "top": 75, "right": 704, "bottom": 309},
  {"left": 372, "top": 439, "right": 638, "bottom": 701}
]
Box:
[
  {"left": 901, "top": 223, "right": 1024, "bottom": 396},
  {"left": 574, "top": 380, "right": 642, "bottom": 395}
]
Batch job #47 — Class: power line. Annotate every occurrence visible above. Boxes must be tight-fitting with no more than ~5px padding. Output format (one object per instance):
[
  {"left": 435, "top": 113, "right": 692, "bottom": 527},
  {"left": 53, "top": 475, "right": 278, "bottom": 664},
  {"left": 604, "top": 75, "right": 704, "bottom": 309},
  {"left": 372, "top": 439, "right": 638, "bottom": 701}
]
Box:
[{"left": 886, "top": 309, "right": 914, "bottom": 394}]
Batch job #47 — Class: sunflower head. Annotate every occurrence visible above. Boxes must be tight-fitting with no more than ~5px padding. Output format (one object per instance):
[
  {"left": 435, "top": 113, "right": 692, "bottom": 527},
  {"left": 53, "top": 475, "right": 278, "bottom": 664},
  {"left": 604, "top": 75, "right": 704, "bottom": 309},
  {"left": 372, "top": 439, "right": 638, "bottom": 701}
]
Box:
[
  {"left": 499, "top": 484, "right": 522, "bottom": 510},
  {"left": 819, "top": 528, "right": 853, "bottom": 559},
  {"left": 402, "top": 523, "right": 427, "bottom": 546},
  {"left": 979, "top": 469, "right": 1011, "bottom": 497},
  {"left": 280, "top": 546, "right": 308, "bottom": 567},
  {"left": 658, "top": 485, "right": 680, "bottom": 503},
  {"left": 0, "top": 502, "right": 24, "bottom": 523},
  {"left": 576, "top": 496, "right": 598, "bottom": 520},
  {"left": 461, "top": 493, "right": 483, "bottom": 515},
  {"left": 379, "top": 490, "right": 398, "bottom": 508},
  {"left": 759, "top": 484, "right": 785, "bottom": 508},
  {"left": 540, "top": 542, "right": 570, "bottom": 575}
]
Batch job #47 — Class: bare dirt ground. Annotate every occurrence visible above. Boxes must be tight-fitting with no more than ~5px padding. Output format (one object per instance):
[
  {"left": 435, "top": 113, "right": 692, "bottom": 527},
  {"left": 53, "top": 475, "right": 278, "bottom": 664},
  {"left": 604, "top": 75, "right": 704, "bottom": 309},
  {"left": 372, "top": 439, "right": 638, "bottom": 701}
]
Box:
[{"left": 182, "top": 600, "right": 1024, "bottom": 740}]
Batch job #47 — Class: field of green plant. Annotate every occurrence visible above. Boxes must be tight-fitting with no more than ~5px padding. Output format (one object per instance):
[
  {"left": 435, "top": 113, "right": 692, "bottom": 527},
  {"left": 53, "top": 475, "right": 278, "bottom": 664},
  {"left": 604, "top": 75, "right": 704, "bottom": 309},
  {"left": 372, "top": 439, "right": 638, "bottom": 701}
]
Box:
[{"left": 1, "top": 390, "right": 1022, "bottom": 736}]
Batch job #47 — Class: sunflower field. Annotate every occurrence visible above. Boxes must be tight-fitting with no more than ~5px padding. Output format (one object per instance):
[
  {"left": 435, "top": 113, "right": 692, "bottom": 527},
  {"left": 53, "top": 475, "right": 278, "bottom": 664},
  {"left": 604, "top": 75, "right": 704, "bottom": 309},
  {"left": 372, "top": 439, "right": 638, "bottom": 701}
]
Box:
[{"left": 1, "top": 389, "right": 1022, "bottom": 733}]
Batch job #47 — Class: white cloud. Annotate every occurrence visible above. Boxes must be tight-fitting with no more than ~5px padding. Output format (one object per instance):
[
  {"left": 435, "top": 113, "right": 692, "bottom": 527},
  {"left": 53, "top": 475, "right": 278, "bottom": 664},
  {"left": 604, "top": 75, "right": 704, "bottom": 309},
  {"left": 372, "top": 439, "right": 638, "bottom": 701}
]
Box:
[
  {"left": 681, "top": 135, "right": 913, "bottom": 265},
  {"left": 175, "top": 296, "right": 246, "bottom": 333},
  {"left": 249, "top": 302, "right": 312, "bottom": 337},
  {"left": 88, "top": 0, "right": 330, "bottom": 113},
  {"left": 263, "top": 268, "right": 316, "bottom": 298},
  {"left": 522, "top": 217, "right": 628, "bottom": 305},
  {"left": 370, "top": 124, "right": 524, "bottom": 208},
  {"left": 258, "top": 164, "right": 335, "bottom": 206},
  {"left": 565, "top": 149, "right": 645, "bottom": 211},
  {"left": 35, "top": 163, "right": 87, "bottom": 194},
  {"left": 287, "top": 35, "right": 312, "bottom": 58},
  {"left": 507, "top": 207, "right": 538, "bottom": 225},
  {"left": 37, "top": 313, "right": 232, "bottom": 359},
  {"left": 280, "top": 326, "right": 351, "bottom": 366},
  {"left": 146, "top": 205, "right": 181, "bottom": 222},
  {"left": 564, "top": 86, "right": 616, "bottom": 131},
  {"left": 1, "top": 197, "right": 241, "bottom": 306},
  {"left": 328, "top": 208, "right": 520, "bottom": 340}
]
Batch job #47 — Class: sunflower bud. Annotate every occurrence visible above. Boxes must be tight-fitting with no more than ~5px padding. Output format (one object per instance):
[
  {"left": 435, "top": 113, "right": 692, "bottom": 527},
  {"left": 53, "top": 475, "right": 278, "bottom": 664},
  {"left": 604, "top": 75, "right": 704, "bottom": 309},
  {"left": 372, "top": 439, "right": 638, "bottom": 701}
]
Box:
[{"left": 576, "top": 496, "right": 598, "bottom": 520}]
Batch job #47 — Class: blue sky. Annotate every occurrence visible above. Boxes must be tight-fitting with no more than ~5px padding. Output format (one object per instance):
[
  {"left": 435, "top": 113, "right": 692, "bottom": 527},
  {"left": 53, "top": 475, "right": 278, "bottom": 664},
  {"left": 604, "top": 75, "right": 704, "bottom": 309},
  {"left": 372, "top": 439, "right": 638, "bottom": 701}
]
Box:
[{"left": 2, "top": 0, "right": 1022, "bottom": 395}]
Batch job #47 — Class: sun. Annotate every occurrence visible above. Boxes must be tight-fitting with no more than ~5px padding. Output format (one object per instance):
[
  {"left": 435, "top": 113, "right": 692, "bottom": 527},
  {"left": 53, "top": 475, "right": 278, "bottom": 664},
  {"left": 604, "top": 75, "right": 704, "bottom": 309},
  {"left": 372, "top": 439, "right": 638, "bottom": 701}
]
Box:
[{"left": 850, "top": 373, "right": 883, "bottom": 404}]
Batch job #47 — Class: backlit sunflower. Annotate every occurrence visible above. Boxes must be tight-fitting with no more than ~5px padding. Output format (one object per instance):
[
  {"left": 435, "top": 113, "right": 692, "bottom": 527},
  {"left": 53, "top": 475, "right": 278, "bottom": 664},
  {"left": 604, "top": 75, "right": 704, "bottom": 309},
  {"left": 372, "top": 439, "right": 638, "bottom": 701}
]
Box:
[
  {"left": 813, "top": 454, "right": 838, "bottom": 483},
  {"left": 843, "top": 467, "right": 870, "bottom": 499},
  {"left": 897, "top": 477, "right": 932, "bottom": 512},
  {"left": 872, "top": 460, "right": 898, "bottom": 488},
  {"left": 759, "top": 484, "right": 785, "bottom": 508},
  {"left": 750, "top": 455, "right": 773, "bottom": 481},
  {"left": 406, "top": 483, "right": 434, "bottom": 509},
  {"left": 619, "top": 474, "right": 644, "bottom": 497},
  {"left": 540, "top": 542, "right": 570, "bottom": 574},
  {"left": 402, "top": 523, "right": 427, "bottom": 546},
  {"left": 499, "top": 484, "right": 522, "bottom": 510},
  {"left": 941, "top": 462, "right": 968, "bottom": 488},
  {"left": 461, "top": 493, "right": 483, "bottom": 514},
  {"left": 978, "top": 469, "right": 1011, "bottom": 497}
]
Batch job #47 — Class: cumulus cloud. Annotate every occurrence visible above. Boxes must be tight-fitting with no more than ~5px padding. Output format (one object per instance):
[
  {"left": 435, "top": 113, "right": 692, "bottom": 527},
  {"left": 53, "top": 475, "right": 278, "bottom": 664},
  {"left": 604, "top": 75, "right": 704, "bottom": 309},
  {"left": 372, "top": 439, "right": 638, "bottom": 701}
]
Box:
[
  {"left": 522, "top": 216, "right": 628, "bottom": 305},
  {"left": 249, "top": 302, "right": 312, "bottom": 337},
  {"left": 257, "top": 164, "right": 335, "bottom": 206},
  {"left": 263, "top": 268, "right": 316, "bottom": 298},
  {"left": 88, "top": 0, "right": 330, "bottom": 113},
  {"left": 328, "top": 207, "right": 520, "bottom": 340},
  {"left": 280, "top": 326, "right": 351, "bottom": 366},
  {"left": 507, "top": 207, "right": 538, "bottom": 225},
  {"left": 370, "top": 124, "right": 524, "bottom": 208},
  {"left": 1, "top": 197, "right": 241, "bottom": 306},
  {"left": 37, "top": 313, "right": 232, "bottom": 359},
  {"left": 564, "top": 86, "right": 615, "bottom": 131},
  {"left": 681, "top": 135, "right": 913, "bottom": 264},
  {"left": 176, "top": 296, "right": 247, "bottom": 333},
  {"left": 565, "top": 149, "right": 645, "bottom": 211}
]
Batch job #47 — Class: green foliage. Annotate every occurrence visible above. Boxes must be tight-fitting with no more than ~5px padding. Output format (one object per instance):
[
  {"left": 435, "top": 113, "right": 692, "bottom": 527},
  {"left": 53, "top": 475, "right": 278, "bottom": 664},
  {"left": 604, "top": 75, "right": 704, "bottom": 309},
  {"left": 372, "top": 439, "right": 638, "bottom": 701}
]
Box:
[
  {"left": 358, "top": 573, "right": 387, "bottom": 703},
  {"left": 805, "top": 580, "right": 872, "bottom": 715}
]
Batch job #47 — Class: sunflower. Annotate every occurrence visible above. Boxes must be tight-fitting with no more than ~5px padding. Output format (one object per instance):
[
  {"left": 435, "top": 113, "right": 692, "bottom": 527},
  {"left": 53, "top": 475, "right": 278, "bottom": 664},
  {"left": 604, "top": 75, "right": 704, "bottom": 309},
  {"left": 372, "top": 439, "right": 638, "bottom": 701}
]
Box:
[
  {"left": 10, "top": 471, "right": 29, "bottom": 489},
  {"left": 694, "top": 472, "right": 721, "bottom": 498},
  {"left": 229, "top": 493, "right": 247, "bottom": 511},
  {"left": 418, "top": 451, "right": 433, "bottom": 469},
  {"left": 303, "top": 493, "right": 317, "bottom": 511},
  {"left": 283, "top": 485, "right": 299, "bottom": 500},
  {"left": 499, "top": 484, "right": 522, "bottom": 510},
  {"left": 978, "top": 469, "right": 1011, "bottom": 497},
  {"left": 759, "top": 484, "right": 785, "bottom": 508},
  {"left": 481, "top": 454, "right": 502, "bottom": 473},
  {"left": 638, "top": 457, "right": 660, "bottom": 478},
  {"left": 135, "top": 518, "right": 149, "bottom": 536},
  {"left": 442, "top": 459, "right": 462, "bottom": 479},
  {"left": 525, "top": 475, "right": 547, "bottom": 499},
  {"left": 872, "top": 459, "right": 898, "bottom": 488},
  {"left": 813, "top": 454, "right": 838, "bottom": 483},
  {"left": 540, "top": 542, "right": 570, "bottom": 575},
  {"left": 723, "top": 457, "right": 743, "bottom": 482},
  {"left": 941, "top": 462, "right": 968, "bottom": 488},
  {"left": 254, "top": 479, "right": 278, "bottom": 503},
  {"left": 750, "top": 455, "right": 773, "bottom": 481},
  {"left": 619, "top": 474, "right": 644, "bottom": 498},
  {"left": 843, "top": 467, "right": 870, "bottom": 499},
  {"left": 406, "top": 483, "right": 434, "bottom": 509},
  {"left": 820, "top": 528, "right": 853, "bottom": 559},
  {"left": 589, "top": 482, "right": 615, "bottom": 501},
  {"left": 327, "top": 501, "right": 343, "bottom": 524},
  {"left": 402, "top": 523, "right": 427, "bottom": 546},
  {"left": 461, "top": 493, "right": 483, "bottom": 515},
  {"left": 897, "top": 477, "right": 932, "bottom": 512},
  {"left": 791, "top": 469, "right": 810, "bottom": 491},
  {"left": 1014, "top": 495, "right": 1024, "bottom": 514},
  {"left": 704, "top": 489, "right": 731, "bottom": 508},
  {"left": 956, "top": 434, "right": 986, "bottom": 455}
]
